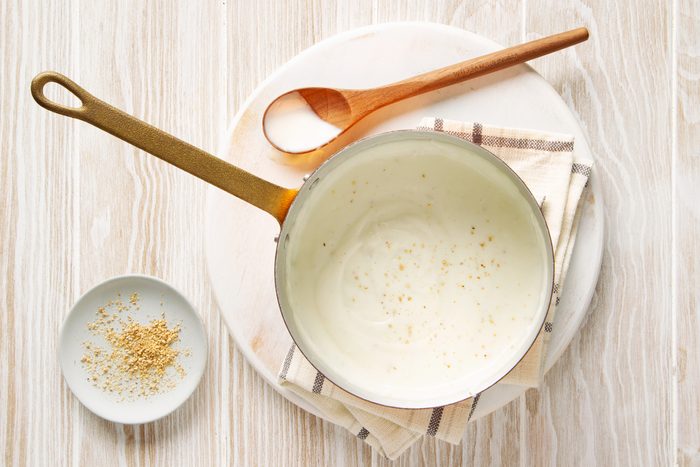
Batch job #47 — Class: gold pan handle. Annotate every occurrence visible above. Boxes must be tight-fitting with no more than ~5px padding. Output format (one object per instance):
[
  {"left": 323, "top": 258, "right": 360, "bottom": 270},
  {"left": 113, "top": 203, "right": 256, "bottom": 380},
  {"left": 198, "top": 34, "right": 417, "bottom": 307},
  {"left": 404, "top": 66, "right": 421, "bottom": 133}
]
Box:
[{"left": 31, "top": 71, "right": 297, "bottom": 224}]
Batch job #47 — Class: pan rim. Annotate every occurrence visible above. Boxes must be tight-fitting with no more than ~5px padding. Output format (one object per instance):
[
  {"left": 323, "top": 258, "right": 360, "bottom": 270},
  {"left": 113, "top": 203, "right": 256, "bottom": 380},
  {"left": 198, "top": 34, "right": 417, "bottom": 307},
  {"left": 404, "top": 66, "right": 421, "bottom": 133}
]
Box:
[{"left": 273, "top": 129, "right": 555, "bottom": 409}]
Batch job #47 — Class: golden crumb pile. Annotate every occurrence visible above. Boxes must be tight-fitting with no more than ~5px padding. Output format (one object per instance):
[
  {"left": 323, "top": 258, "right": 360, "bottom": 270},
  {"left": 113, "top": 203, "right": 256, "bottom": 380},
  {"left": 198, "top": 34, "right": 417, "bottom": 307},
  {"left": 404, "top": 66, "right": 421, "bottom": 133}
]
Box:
[{"left": 81, "top": 293, "right": 188, "bottom": 400}]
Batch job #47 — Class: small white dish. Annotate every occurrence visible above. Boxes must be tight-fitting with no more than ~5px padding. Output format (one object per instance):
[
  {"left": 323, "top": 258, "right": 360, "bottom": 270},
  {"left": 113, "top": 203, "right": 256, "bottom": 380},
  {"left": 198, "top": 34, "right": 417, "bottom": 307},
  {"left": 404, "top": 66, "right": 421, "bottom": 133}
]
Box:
[{"left": 59, "top": 274, "right": 207, "bottom": 424}]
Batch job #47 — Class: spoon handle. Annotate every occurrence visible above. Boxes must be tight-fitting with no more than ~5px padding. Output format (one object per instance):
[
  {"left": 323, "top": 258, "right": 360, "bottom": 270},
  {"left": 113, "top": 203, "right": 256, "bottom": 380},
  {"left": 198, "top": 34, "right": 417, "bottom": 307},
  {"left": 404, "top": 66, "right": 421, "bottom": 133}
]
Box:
[
  {"left": 31, "top": 72, "right": 296, "bottom": 224},
  {"left": 371, "top": 27, "right": 589, "bottom": 107}
]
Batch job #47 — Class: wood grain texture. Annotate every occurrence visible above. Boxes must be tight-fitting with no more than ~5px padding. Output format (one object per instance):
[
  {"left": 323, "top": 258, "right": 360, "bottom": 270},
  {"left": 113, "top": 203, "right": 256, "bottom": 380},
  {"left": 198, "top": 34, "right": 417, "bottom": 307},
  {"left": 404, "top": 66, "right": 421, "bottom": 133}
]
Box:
[
  {"left": 524, "top": 1, "right": 674, "bottom": 466},
  {"left": 676, "top": 0, "right": 700, "bottom": 466},
  {"left": 0, "top": 0, "right": 689, "bottom": 466}
]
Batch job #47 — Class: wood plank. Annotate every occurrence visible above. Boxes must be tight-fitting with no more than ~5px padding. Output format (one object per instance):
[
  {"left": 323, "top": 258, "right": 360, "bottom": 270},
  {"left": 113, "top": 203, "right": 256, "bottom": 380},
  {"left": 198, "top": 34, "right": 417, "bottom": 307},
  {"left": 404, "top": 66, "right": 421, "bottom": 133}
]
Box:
[
  {"left": 1, "top": 1, "right": 79, "bottom": 465},
  {"left": 71, "top": 1, "right": 228, "bottom": 466},
  {"left": 524, "top": 1, "right": 673, "bottom": 465},
  {"left": 676, "top": 0, "right": 700, "bottom": 465}
]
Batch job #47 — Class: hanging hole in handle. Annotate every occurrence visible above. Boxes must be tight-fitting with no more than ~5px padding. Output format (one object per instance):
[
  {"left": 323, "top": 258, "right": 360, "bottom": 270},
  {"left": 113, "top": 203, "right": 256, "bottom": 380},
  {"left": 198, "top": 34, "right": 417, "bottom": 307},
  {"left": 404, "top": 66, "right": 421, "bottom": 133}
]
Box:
[
  {"left": 30, "top": 71, "right": 91, "bottom": 119},
  {"left": 43, "top": 82, "right": 83, "bottom": 109}
]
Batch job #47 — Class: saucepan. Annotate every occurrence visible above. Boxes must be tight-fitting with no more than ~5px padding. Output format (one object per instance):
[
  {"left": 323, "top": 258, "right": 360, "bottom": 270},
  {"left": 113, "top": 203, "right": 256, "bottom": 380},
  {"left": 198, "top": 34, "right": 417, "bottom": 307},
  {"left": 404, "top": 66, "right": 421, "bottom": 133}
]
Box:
[{"left": 32, "top": 72, "right": 554, "bottom": 409}]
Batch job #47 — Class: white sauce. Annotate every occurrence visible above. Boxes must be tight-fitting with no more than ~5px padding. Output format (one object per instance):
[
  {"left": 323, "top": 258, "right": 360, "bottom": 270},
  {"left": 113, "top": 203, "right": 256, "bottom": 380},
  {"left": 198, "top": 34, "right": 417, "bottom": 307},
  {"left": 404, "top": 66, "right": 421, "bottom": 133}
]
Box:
[
  {"left": 263, "top": 91, "right": 342, "bottom": 153},
  {"left": 283, "top": 139, "right": 550, "bottom": 405}
]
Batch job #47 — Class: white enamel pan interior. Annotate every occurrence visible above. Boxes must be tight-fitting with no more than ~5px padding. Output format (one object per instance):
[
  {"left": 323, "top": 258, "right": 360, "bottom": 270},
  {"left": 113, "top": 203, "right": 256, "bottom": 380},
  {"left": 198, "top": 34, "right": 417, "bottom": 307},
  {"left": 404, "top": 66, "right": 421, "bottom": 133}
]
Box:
[{"left": 274, "top": 130, "right": 554, "bottom": 409}]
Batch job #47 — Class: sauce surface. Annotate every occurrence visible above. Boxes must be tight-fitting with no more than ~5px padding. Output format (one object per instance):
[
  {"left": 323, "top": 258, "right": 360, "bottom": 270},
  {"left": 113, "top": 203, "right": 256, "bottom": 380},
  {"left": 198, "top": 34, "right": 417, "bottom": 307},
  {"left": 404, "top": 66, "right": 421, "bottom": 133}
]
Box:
[{"left": 283, "top": 139, "right": 550, "bottom": 403}]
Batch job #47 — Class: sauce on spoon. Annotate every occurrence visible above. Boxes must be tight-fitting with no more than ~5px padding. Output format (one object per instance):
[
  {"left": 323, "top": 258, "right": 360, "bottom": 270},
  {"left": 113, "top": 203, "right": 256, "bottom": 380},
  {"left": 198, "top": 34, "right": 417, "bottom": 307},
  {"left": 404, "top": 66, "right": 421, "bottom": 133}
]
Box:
[{"left": 263, "top": 91, "right": 343, "bottom": 153}]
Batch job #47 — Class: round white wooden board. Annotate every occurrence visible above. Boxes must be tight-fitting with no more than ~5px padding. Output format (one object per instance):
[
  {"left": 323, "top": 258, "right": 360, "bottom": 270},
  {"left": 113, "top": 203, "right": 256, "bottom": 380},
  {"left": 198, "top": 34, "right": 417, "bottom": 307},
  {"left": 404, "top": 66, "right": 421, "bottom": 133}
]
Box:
[{"left": 205, "top": 23, "right": 604, "bottom": 421}]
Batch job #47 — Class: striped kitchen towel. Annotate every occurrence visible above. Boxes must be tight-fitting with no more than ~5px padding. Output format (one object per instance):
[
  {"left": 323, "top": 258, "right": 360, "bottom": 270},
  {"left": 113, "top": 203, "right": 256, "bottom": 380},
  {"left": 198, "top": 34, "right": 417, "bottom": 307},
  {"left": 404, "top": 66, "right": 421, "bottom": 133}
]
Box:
[{"left": 279, "top": 117, "right": 593, "bottom": 459}]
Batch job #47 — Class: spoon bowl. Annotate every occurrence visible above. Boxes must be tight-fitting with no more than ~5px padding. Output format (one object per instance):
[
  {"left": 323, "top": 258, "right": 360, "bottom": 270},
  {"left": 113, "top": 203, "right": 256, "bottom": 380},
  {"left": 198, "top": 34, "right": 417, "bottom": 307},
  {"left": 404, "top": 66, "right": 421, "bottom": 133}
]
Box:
[{"left": 262, "top": 88, "right": 355, "bottom": 153}]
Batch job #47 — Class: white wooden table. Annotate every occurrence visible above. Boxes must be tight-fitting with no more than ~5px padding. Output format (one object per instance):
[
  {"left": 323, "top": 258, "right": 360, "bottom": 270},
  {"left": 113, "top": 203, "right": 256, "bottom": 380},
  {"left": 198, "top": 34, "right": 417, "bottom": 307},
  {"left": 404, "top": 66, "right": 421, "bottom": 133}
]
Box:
[{"left": 1, "top": 1, "right": 697, "bottom": 465}]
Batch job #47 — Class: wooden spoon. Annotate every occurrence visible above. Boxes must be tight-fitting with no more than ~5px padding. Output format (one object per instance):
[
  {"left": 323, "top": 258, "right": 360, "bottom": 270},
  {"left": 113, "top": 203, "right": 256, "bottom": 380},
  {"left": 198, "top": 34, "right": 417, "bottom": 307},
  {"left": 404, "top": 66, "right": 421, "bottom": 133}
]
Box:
[{"left": 262, "top": 27, "right": 589, "bottom": 154}]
